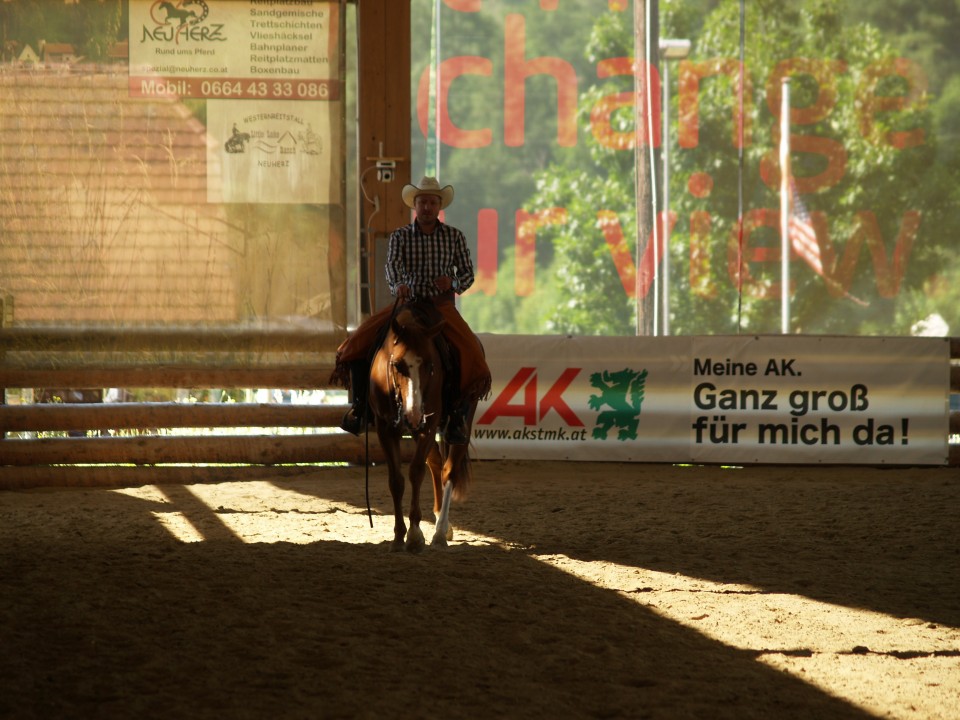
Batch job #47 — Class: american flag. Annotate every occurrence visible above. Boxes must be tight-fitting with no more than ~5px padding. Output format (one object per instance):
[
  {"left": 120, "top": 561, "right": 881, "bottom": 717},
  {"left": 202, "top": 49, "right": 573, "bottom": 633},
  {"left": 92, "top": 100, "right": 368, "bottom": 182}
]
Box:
[
  {"left": 788, "top": 181, "right": 867, "bottom": 305},
  {"left": 789, "top": 182, "right": 823, "bottom": 276}
]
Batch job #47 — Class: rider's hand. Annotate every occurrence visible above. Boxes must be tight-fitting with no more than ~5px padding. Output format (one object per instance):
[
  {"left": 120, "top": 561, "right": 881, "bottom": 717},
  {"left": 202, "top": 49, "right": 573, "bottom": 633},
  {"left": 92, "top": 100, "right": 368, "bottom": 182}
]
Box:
[
  {"left": 397, "top": 284, "right": 412, "bottom": 300},
  {"left": 434, "top": 275, "right": 453, "bottom": 292}
]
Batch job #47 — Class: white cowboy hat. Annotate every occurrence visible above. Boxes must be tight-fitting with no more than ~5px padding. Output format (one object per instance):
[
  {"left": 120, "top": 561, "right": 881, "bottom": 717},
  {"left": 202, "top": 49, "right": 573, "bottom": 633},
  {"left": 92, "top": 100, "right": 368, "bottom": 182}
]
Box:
[{"left": 401, "top": 176, "right": 455, "bottom": 210}]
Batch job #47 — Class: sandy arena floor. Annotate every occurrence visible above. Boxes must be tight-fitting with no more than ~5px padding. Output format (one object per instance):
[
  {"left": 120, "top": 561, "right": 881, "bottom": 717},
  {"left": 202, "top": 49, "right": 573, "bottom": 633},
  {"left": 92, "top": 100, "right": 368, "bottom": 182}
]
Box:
[{"left": 1, "top": 460, "right": 958, "bottom": 719}]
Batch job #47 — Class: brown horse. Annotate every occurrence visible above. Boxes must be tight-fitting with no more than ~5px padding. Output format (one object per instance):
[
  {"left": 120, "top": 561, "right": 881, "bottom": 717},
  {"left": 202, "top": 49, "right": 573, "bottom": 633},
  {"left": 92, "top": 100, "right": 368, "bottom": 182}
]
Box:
[{"left": 368, "top": 300, "right": 475, "bottom": 553}]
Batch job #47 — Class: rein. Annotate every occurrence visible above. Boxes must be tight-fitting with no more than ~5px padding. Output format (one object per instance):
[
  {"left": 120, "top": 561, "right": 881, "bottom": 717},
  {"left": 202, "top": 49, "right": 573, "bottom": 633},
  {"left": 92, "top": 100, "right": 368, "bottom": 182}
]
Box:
[{"left": 388, "top": 356, "right": 404, "bottom": 427}]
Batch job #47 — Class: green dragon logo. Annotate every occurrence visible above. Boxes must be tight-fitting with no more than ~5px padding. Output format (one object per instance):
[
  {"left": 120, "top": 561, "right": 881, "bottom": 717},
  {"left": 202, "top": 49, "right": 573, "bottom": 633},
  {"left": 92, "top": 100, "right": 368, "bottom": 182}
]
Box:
[{"left": 588, "top": 368, "right": 648, "bottom": 441}]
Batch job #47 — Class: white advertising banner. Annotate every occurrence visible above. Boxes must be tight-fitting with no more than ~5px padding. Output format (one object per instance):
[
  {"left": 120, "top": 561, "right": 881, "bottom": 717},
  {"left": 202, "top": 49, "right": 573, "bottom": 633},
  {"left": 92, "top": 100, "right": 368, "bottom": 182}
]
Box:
[
  {"left": 129, "top": 0, "right": 341, "bottom": 204},
  {"left": 129, "top": 1, "right": 339, "bottom": 91},
  {"left": 206, "top": 100, "right": 338, "bottom": 204},
  {"left": 473, "top": 335, "right": 950, "bottom": 465}
]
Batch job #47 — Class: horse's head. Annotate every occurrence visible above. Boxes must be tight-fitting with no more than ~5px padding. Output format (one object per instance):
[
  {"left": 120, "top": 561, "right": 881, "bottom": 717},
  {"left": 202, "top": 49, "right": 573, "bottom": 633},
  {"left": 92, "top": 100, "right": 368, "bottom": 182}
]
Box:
[{"left": 380, "top": 302, "right": 445, "bottom": 432}]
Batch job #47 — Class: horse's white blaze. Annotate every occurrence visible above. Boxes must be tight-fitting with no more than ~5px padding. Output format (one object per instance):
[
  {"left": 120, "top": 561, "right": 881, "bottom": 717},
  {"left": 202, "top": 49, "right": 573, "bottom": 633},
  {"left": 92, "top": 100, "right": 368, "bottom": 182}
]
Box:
[{"left": 405, "top": 354, "right": 423, "bottom": 425}]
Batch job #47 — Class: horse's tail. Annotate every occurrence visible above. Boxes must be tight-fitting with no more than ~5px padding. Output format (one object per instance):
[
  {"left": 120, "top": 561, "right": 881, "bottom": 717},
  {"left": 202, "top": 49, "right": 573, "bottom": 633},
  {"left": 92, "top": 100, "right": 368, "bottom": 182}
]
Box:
[{"left": 450, "top": 447, "right": 472, "bottom": 502}]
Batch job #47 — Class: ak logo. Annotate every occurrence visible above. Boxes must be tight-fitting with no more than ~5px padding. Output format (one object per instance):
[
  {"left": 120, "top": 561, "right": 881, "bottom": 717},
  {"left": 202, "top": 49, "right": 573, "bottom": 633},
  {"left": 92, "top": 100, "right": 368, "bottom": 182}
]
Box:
[
  {"left": 587, "top": 368, "right": 648, "bottom": 441},
  {"left": 477, "top": 366, "right": 649, "bottom": 442},
  {"left": 477, "top": 368, "right": 584, "bottom": 426}
]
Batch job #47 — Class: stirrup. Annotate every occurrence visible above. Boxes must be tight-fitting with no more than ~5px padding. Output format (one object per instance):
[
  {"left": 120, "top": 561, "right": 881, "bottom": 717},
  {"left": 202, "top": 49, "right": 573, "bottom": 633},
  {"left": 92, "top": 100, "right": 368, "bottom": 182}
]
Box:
[{"left": 340, "top": 407, "right": 366, "bottom": 436}]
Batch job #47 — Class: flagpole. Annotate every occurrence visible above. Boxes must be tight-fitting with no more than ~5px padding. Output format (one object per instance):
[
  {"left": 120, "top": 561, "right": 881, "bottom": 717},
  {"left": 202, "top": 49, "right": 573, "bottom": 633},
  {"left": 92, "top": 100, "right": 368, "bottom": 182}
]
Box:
[
  {"left": 434, "top": 0, "right": 441, "bottom": 176},
  {"left": 425, "top": 0, "right": 440, "bottom": 177},
  {"left": 780, "top": 77, "right": 791, "bottom": 334}
]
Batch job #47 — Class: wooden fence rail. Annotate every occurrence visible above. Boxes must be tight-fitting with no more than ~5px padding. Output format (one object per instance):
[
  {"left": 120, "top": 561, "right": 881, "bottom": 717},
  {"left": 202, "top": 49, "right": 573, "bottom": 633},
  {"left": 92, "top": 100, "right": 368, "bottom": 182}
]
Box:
[
  {"left": 0, "top": 326, "right": 391, "bottom": 488},
  {"left": 0, "top": 402, "right": 345, "bottom": 433},
  {"left": 0, "top": 326, "right": 344, "bottom": 353},
  {"left": 0, "top": 433, "right": 356, "bottom": 467}
]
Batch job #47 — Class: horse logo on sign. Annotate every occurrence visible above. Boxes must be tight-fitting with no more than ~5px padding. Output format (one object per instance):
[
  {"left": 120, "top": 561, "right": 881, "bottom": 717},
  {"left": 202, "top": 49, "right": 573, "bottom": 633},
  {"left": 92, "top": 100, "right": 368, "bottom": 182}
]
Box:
[
  {"left": 154, "top": 1, "right": 209, "bottom": 28},
  {"left": 588, "top": 368, "right": 648, "bottom": 441}
]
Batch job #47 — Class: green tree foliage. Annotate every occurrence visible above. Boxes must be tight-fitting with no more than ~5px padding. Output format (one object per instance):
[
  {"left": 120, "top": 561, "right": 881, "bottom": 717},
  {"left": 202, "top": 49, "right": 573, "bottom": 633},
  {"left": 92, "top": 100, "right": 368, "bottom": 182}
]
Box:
[
  {"left": 846, "top": 0, "right": 960, "bottom": 335},
  {"left": 525, "top": 0, "right": 952, "bottom": 336},
  {"left": 844, "top": 0, "right": 960, "bottom": 95},
  {"left": 78, "top": 0, "right": 122, "bottom": 61},
  {"left": 409, "top": 0, "right": 608, "bottom": 332},
  {"left": 0, "top": 0, "right": 124, "bottom": 61},
  {"left": 523, "top": 11, "right": 639, "bottom": 335}
]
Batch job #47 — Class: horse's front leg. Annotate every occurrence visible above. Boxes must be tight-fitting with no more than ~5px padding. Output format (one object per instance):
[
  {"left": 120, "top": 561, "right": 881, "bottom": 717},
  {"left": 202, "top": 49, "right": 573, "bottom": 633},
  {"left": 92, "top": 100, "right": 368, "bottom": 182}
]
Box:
[
  {"left": 427, "top": 440, "right": 443, "bottom": 518},
  {"left": 377, "top": 424, "right": 407, "bottom": 552},
  {"left": 432, "top": 404, "right": 474, "bottom": 548},
  {"left": 431, "top": 478, "right": 454, "bottom": 548},
  {"left": 404, "top": 436, "right": 434, "bottom": 554},
  {"left": 428, "top": 442, "right": 453, "bottom": 547}
]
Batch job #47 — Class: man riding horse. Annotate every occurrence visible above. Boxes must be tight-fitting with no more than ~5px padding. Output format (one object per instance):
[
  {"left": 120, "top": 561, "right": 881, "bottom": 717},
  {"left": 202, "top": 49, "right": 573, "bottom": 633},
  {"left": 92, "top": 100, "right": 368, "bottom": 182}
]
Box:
[{"left": 332, "top": 177, "right": 491, "bottom": 444}]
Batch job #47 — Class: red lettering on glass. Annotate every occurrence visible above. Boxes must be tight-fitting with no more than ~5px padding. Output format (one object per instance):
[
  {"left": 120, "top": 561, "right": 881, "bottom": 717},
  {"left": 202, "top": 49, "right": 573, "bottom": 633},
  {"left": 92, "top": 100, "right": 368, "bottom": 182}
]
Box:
[
  {"left": 728, "top": 209, "right": 780, "bottom": 299},
  {"left": 760, "top": 132, "right": 847, "bottom": 193},
  {"left": 446, "top": 0, "right": 627, "bottom": 11},
  {"left": 689, "top": 210, "right": 715, "bottom": 298},
  {"left": 679, "top": 59, "right": 753, "bottom": 149},
  {"left": 473, "top": 204, "right": 919, "bottom": 302},
  {"left": 443, "top": 0, "right": 481, "bottom": 11},
  {"left": 473, "top": 208, "right": 499, "bottom": 295},
  {"left": 515, "top": 207, "right": 568, "bottom": 296},
  {"left": 857, "top": 58, "right": 927, "bottom": 149},
  {"left": 767, "top": 58, "right": 847, "bottom": 124},
  {"left": 597, "top": 210, "right": 675, "bottom": 299},
  {"left": 828, "top": 211, "right": 921, "bottom": 298},
  {"left": 590, "top": 57, "right": 660, "bottom": 149},
  {"left": 504, "top": 14, "right": 578, "bottom": 148},
  {"left": 726, "top": 207, "right": 920, "bottom": 300},
  {"left": 417, "top": 56, "right": 493, "bottom": 148}
]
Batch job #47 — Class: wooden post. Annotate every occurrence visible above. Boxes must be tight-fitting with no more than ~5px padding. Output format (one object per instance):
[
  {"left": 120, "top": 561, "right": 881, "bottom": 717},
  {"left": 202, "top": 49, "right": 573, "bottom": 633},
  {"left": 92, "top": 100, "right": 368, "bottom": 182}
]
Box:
[
  {"left": 0, "top": 290, "right": 9, "bottom": 421},
  {"left": 357, "top": 0, "right": 412, "bottom": 313}
]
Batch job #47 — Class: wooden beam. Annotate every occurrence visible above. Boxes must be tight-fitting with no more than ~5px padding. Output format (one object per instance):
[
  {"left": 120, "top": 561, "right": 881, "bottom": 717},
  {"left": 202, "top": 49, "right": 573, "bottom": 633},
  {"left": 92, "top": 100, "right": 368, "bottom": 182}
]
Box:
[
  {"left": 0, "top": 464, "right": 334, "bottom": 490},
  {"left": 0, "top": 327, "right": 343, "bottom": 354},
  {"left": 0, "top": 365, "right": 338, "bottom": 390},
  {"left": 0, "top": 403, "right": 347, "bottom": 433},
  {"left": 0, "top": 432, "right": 411, "bottom": 467}
]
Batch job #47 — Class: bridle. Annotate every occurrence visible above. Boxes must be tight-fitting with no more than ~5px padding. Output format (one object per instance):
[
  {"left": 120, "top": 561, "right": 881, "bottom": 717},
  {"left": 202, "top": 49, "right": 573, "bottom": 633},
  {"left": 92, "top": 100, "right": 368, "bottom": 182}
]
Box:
[{"left": 387, "top": 342, "right": 436, "bottom": 432}]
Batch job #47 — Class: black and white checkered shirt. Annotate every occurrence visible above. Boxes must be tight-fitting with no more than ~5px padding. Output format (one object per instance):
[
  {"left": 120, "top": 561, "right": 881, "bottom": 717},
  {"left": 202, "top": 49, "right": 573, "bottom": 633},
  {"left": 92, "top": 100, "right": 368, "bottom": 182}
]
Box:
[{"left": 386, "top": 220, "right": 475, "bottom": 299}]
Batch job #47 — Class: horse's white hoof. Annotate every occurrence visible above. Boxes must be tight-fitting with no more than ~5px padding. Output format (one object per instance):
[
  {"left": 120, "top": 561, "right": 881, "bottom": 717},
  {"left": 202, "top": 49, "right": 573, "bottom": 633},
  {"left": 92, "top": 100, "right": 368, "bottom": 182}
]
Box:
[
  {"left": 406, "top": 525, "right": 425, "bottom": 554},
  {"left": 430, "top": 533, "right": 448, "bottom": 548}
]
